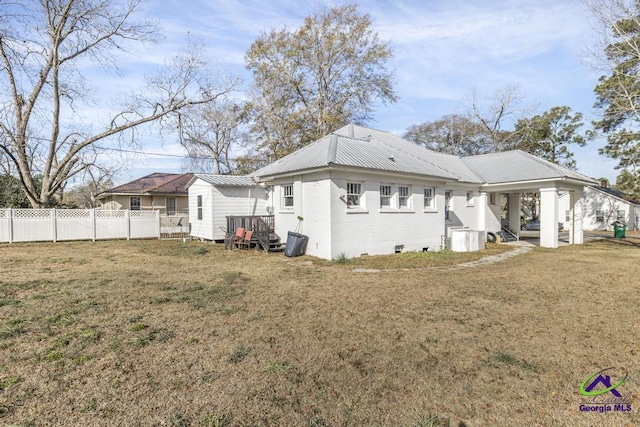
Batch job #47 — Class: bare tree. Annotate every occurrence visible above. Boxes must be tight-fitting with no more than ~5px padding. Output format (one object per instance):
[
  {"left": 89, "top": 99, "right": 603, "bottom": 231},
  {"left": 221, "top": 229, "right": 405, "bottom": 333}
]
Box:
[
  {"left": 403, "top": 114, "right": 492, "bottom": 156},
  {"left": 177, "top": 97, "right": 247, "bottom": 175},
  {"left": 0, "top": 0, "right": 236, "bottom": 207},
  {"left": 468, "top": 85, "right": 534, "bottom": 152}
]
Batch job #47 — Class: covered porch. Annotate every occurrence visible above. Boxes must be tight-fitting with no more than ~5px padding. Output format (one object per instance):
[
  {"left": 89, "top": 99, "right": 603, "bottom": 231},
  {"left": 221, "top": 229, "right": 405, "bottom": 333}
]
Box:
[{"left": 483, "top": 181, "right": 587, "bottom": 249}]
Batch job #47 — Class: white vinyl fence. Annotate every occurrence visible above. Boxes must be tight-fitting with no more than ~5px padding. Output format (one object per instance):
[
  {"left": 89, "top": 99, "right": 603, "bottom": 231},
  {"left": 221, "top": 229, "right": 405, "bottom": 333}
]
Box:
[{"left": 0, "top": 209, "right": 161, "bottom": 243}]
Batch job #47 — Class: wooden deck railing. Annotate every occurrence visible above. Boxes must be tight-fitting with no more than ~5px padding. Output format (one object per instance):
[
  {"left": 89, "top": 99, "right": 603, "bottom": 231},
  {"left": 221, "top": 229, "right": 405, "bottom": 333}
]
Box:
[{"left": 225, "top": 215, "right": 275, "bottom": 250}]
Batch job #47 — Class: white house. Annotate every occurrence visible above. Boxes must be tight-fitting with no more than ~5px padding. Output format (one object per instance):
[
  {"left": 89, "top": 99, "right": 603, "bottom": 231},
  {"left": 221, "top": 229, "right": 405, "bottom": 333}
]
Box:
[
  {"left": 186, "top": 175, "right": 269, "bottom": 241},
  {"left": 559, "top": 183, "right": 640, "bottom": 231},
  {"left": 248, "top": 124, "right": 596, "bottom": 260}
]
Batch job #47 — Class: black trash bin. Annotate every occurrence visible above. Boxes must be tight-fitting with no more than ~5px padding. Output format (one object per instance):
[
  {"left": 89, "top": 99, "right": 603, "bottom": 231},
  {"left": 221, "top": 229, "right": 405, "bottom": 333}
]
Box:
[{"left": 284, "top": 232, "right": 308, "bottom": 257}]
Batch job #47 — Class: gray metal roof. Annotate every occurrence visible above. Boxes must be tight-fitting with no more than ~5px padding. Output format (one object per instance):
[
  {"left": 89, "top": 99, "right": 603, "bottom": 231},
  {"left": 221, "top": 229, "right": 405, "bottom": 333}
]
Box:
[
  {"left": 252, "top": 124, "right": 482, "bottom": 183},
  {"left": 250, "top": 124, "right": 597, "bottom": 186},
  {"left": 188, "top": 174, "right": 258, "bottom": 187},
  {"left": 461, "top": 151, "right": 596, "bottom": 184}
]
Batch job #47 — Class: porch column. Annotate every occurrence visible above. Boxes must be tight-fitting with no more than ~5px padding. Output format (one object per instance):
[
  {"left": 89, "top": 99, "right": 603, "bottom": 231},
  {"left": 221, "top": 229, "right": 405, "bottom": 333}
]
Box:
[
  {"left": 508, "top": 193, "right": 521, "bottom": 233},
  {"left": 540, "top": 187, "right": 559, "bottom": 248},
  {"left": 569, "top": 190, "right": 584, "bottom": 244},
  {"left": 478, "top": 191, "right": 487, "bottom": 231}
]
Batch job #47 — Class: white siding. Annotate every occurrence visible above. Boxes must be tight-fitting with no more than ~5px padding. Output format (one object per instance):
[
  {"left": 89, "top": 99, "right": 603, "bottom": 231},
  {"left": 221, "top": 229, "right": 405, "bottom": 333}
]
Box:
[
  {"left": 188, "top": 179, "right": 270, "bottom": 240},
  {"left": 560, "top": 187, "right": 638, "bottom": 231},
  {"left": 211, "top": 186, "right": 269, "bottom": 240},
  {"left": 188, "top": 180, "right": 214, "bottom": 240}
]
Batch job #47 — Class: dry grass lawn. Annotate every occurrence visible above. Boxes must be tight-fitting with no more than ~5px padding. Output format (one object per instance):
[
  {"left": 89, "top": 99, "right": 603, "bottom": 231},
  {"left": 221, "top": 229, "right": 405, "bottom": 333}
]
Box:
[{"left": 0, "top": 238, "right": 639, "bottom": 426}]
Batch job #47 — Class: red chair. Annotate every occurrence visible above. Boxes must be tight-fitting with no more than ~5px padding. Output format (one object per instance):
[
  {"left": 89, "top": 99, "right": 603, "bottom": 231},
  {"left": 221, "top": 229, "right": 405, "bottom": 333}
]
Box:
[{"left": 236, "top": 230, "right": 253, "bottom": 249}]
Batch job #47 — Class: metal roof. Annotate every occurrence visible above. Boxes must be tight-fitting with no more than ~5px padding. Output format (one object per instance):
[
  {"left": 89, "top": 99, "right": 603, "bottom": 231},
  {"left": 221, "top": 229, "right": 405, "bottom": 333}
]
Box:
[
  {"left": 252, "top": 124, "right": 482, "bottom": 182},
  {"left": 251, "top": 125, "right": 598, "bottom": 187},
  {"left": 461, "top": 151, "right": 596, "bottom": 185},
  {"left": 189, "top": 174, "right": 258, "bottom": 187}
]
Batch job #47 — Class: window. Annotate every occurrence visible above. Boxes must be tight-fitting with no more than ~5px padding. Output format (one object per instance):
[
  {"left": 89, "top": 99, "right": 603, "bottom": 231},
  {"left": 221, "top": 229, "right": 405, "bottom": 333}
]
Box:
[
  {"left": 380, "top": 185, "right": 392, "bottom": 208},
  {"left": 596, "top": 209, "right": 604, "bottom": 222},
  {"left": 617, "top": 210, "right": 626, "bottom": 222},
  {"left": 565, "top": 210, "right": 570, "bottom": 222},
  {"left": 466, "top": 191, "right": 474, "bottom": 205},
  {"left": 398, "top": 185, "right": 410, "bottom": 208},
  {"left": 445, "top": 190, "right": 452, "bottom": 220},
  {"left": 130, "top": 196, "right": 140, "bottom": 211},
  {"left": 166, "top": 197, "right": 176, "bottom": 216},
  {"left": 197, "top": 195, "right": 203, "bottom": 220},
  {"left": 489, "top": 193, "right": 496, "bottom": 205},
  {"left": 424, "top": 187, "right": 435, "bottom": 209},
  {"left": 282, "top": 184, "right": 294, "bottom": 209},
  {"left": 346, "top": 182, "right": 361, "bottom": 207}
]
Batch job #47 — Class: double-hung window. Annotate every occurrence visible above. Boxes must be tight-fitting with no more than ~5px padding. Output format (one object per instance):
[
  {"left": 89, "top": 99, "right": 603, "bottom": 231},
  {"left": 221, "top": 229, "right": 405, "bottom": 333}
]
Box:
[
  {"left": 445, "top": 190, "right": 452, "bottom": 220},
  {"left": 347, "top": 182, "right": 362, "bottom": 207},
  {"left": 197, "top": 195, "right": 203, "bottom": 220},
  {"left": 398, "top": 185, "right": 411, "bottom": 209},
  {"left": 380, "top": 185, "right": 392, "bottom": 208},
  {"left": 424, "top": 187, "right": 435, "bottom": 210},
  {"left": 596, "top": 209, "right": 605, "bottom": 222},
  {"left": 617, "top": 210, "right": 626, "bottom": 222},
  {"left": 282, "top": 184, "right": 294, "bottom": 209}
]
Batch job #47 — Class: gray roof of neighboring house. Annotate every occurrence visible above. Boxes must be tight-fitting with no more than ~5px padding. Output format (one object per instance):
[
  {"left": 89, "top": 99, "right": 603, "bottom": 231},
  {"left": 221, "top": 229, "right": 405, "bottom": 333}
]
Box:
[
  {"left": 589, "top": 185, "right": 640, "bottom": 205},
  {"left": 188, "top": 174, "right": 258, "bottom": 188},
  {"left": 461, "top": 151, "right": 596, "bottom": 185},
  {"left": 252, "top": 124, "right": 483, "bottom": 183},
  {"left": 96, "top": 173, "right": 193, "bottom": 199}
]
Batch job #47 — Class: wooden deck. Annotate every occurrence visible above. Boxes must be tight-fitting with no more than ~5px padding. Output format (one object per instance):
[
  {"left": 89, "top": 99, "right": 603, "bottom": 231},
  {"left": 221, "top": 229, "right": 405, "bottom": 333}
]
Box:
[{"left": 225, "top": 215, "right": 283, "bottom": 252}]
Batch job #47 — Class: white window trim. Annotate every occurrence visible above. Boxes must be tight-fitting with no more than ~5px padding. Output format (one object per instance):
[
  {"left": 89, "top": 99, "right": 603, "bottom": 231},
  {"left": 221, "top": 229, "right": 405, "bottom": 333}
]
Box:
[
  {"left": 398, "top": 185, "right": 413, "bottom": 212},
  {"left": 346, "top": 182, "right": 367, "bottom": 213},
  {"left": 281, "top": 184, "right": 294, "bottom": 211},
  {"left": 423, "top": 187, "right": 437, "bottom": 212},
  {"left": 379, "top": 184, "right": 393, "bottom": 210},
  {"left": 196, "top": 195, "right": 203, "bottom": 220},
  {"left": 466, "top": 191, "right": 474, "bottom": 207}
]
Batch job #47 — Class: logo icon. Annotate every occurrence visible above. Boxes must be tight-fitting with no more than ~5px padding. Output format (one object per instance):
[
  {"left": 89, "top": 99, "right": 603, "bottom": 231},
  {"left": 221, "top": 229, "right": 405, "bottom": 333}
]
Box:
[
  {"left": 580, "top": 368, "right": 628, "bottom": 397},
  {"left": 578, "top": 367, "right": 633, "bottom": 413}
]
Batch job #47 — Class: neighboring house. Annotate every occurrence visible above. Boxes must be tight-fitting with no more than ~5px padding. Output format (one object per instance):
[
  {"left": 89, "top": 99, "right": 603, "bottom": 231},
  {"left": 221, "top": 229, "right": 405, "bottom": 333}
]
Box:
[
  {"left": 559, "top": 183, "right": 640, "bottom": 231},
  {"left": 186, "top": 174, "right": 269, "bottom": 241},
  {"left": 248, "top": 124, "right": 595, "bottom": 260},
  {"left": 95, "top": 172, "right": 193, "bottom": 215}
]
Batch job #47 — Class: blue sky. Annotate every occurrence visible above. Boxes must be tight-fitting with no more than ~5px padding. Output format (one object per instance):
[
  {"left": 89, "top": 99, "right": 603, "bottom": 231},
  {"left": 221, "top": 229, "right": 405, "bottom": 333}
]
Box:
[{"left": 94, "top": 0, "right": 617, "bottom": 185}]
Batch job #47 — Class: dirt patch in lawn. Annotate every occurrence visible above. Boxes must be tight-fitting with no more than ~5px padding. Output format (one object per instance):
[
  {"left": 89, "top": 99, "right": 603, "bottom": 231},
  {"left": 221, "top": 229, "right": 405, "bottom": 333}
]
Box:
[{"left": 0, "top": 239, "right": 639, "bottom": 426}]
